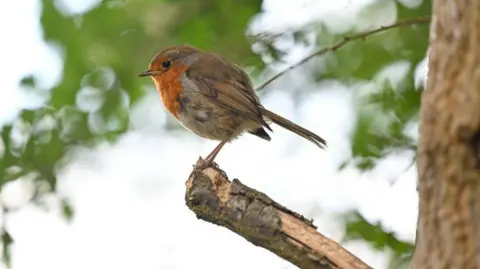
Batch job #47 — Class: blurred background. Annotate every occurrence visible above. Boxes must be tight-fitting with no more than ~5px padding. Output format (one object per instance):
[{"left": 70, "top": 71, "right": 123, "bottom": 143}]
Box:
[{"left": 0, "top": 0, "right": 429, "bottom": 268}]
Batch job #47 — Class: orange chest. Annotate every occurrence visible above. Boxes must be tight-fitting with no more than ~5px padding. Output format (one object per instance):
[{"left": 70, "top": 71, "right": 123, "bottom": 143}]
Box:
[{"left": 152, "top": 67, "right": 189, "bottom": 119}]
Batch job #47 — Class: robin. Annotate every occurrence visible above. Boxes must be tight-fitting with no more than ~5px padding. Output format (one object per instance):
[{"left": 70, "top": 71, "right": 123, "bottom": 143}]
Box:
[{"left": 138, "top": 44, "right": 327, "bottom": 168}]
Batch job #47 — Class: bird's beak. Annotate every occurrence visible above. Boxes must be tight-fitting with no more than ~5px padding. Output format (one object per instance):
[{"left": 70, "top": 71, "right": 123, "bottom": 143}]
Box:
[{"left": 137, "top": 70, "right": 153, "bottom": 77}]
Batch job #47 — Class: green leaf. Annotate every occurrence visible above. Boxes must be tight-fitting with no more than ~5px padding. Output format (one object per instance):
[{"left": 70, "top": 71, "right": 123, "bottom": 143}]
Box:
[
  {"left": 61, "top": 199, "right": 75, "bottom": 221},
  {"left": 19, "top": 75, "right": 37, "bottom": 88},
  {"left": 2, "top": 230, "right": 12, "bottom": 268},
  {"left": 344, "top": 211, "right": 414, "bottom": 255}
]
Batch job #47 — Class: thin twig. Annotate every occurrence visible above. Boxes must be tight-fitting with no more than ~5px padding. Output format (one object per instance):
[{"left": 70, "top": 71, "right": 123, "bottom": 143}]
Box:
[{"left": 255, "top": 16, "right": 431, "bottom": 92}]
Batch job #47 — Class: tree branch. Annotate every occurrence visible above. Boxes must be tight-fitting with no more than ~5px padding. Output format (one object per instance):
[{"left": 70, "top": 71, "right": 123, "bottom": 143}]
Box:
[
  {"left": 255, "top": 16, "right": 431, "bottom": 92},
  {"left": 185, "top": 158, "right": 372, "bottom": 269}
]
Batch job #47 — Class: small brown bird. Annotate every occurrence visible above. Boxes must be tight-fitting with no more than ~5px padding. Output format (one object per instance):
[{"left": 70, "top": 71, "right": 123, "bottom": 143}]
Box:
[{"left": 138, "top": 44, "right": 326, "bottom": 168}]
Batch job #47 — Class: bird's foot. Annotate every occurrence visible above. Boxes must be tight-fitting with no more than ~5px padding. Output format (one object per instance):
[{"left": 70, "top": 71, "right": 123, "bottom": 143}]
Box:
[
  {"left": 187, "top": 157, "right": 215, "bottom": 186},
  {"left": 193, "top": 156, "right": 217, "bottom": 171},
  {"left": 187, "top": 157, "right": 228, "bottom": 187}
]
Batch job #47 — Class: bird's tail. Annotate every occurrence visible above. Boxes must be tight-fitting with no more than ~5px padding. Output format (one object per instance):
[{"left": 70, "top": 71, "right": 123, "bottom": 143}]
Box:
[{"left": 259, "top": 107, "right": 327, "bottom": 149}]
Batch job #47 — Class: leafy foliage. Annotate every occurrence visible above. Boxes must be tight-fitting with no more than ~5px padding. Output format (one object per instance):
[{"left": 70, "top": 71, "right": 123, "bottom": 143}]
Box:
[
  {"left": 1, "top": 0, "right": 262, "bottom": 264},
  {"left": 250, "top": 0, "right": 430, "bottom": 264},
  {"left": 344, "top": 211, "right": 415, "bottom": 269},
  {"left": 2, "top": 0, "right": 263, "bottom": 192},
  {"left": 318, "top": 0, "right": 430, "bottom": 170},
  {"left": 345, "top": 212, "right": 414, "bottom": 254}
]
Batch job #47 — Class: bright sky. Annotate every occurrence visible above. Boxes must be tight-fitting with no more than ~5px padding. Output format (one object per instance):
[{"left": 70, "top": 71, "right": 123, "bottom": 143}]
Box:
[{"left": 0, "top": 0, "right": 424, "bottom": 268}]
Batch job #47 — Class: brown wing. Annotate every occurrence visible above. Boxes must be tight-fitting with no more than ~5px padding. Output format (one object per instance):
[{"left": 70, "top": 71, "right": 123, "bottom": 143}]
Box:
[{"left": 185, "top": 53, "right": 272, "bottom": 131}]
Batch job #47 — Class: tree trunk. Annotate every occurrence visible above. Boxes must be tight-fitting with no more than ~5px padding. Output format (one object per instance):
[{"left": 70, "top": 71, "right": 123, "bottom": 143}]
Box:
[{"left": 413, "top": 0, "right": 480, "bottom": 268}]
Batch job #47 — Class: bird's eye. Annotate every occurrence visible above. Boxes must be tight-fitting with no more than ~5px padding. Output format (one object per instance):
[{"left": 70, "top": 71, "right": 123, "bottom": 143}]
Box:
[{"left": 162, "top": 61, "right": 171, "bottom": 69}]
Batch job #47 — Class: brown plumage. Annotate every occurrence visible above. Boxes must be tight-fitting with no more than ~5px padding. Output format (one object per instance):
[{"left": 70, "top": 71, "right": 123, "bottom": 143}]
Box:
[{"left": 138, "top": 44, "right": 327, "bottom": 167}]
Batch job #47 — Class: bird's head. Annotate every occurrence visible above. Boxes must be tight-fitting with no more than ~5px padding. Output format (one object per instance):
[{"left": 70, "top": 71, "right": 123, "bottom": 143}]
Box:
[{"left": 137, "top": 44, "right": 201, "bottom": 78}]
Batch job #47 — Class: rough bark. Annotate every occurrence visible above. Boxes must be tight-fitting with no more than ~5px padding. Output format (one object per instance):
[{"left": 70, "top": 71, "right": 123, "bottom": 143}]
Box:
[
  {"left": 185, "top": 158, "right": 372, "bottom": 269},
  {"left": 413, "top": 0, "right": 480, "bottom": 268}
]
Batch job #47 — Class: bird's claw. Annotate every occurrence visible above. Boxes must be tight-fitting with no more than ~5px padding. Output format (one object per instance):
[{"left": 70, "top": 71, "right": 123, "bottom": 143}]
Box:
[
  {"left": 193, "top": 156, "right": 217, "bottom": 171},
  {"left": 187, "top": 157, "right": 228, "bottom": 187}
]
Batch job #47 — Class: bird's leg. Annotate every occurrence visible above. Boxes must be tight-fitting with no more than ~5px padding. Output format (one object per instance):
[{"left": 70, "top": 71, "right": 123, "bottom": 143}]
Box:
[
  {"left": 189, "top": 139, "right": 230, "bottom": 185},
  {"left": 203, "top": 139, "right": 229, "bottom": 167},
  {"left": 195, "top": 131, "right": 236, "bottom": 170},
  {"left": 194, "top": 139, "right": 229, "bottom": 170}
]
